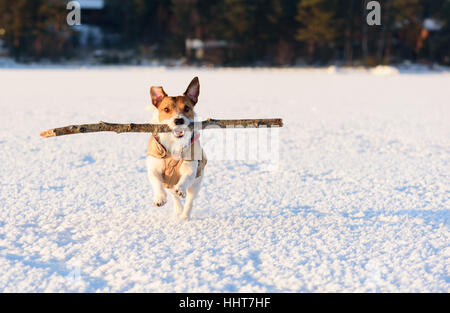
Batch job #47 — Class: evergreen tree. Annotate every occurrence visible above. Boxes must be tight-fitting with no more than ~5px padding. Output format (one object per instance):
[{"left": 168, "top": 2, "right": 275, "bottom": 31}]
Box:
[
  {"left": 0, "top": 0, "right": 74, "bottom": 60},
  {"left": 428, "top": 0, "right": 450, "bottom": 64},
  {"left": 295, "top": 0, "right": 340, "bottom": 64}
]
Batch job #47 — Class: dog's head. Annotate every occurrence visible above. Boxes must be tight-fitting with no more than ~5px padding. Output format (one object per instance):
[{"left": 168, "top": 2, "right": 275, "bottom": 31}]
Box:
[{"left": 150, "top": 77, "right": 199, "bottom": 139}]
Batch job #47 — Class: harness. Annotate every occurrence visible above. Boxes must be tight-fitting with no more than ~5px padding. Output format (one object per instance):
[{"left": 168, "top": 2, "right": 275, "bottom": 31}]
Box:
[{"left": 147, "top": 132, "right": 207, "bottom": 188}]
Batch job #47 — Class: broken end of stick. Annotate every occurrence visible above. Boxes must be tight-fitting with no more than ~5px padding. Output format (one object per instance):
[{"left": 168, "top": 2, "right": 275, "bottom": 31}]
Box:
[{"left": 40, "top": 129, "right": 56, "bottom": 138}]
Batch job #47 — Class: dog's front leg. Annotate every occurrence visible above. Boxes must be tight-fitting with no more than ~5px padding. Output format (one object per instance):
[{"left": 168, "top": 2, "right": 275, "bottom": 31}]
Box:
[
  {"left": 173, "top": 161, "right": 198, "bottom": 199},
  {"left": 147, "top": 157, "right": 167, "bottom": 207}
]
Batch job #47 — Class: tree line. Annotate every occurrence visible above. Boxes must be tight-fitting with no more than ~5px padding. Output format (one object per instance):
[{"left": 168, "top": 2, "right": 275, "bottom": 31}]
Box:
[{"left": 0, "top": 0, "right": 449, "bottom": 66}]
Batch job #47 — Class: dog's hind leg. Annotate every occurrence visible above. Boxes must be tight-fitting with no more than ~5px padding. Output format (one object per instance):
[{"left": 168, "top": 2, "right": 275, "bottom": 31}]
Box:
[
  {"left": 179, "top": 176, "right": 203, "bottom": 220},
  {"left": 169, "top": 190, "right": 184, "bottom": 216}
]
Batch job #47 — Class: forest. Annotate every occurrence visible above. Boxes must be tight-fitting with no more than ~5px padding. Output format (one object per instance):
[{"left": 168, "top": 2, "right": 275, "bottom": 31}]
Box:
[{"left": 0, "top": 0, "right": 449, "bottom": 66}]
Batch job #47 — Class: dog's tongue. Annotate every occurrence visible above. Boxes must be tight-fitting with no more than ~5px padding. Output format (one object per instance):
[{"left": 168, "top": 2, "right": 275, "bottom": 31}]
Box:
[
  {"left": 172, "top": 125, "right": 186, "bottom": 138},
  {"left": 173, "top": 128, "right": 184, "bottom": 137}
]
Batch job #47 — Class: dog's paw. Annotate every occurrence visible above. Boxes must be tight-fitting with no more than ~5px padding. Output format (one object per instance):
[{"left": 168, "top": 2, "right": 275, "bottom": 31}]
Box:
[
  {"left": 178, "top": 213, "right": 190, "bottom": 221},
  {"left": 173, "top": 185, "right": 186, "bottom": 198},
  {"left": 153, "top": 195, "right": 167, "bottom": 207}
]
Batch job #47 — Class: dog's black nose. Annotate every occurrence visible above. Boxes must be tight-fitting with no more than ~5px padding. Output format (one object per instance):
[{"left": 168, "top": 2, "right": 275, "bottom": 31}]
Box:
[{"left": 174, "top": 118, "right": 184, "bottom": 125}]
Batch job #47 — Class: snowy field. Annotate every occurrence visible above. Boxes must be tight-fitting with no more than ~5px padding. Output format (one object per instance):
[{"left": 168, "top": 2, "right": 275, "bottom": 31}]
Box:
[{"left": 0, "top": 67, "right": 448, "bottom": 292}]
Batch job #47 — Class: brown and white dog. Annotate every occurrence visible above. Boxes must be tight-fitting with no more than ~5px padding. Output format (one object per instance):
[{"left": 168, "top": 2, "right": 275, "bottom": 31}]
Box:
[{"left": 147, "top": 77, "right": 207, "bottom": 220}]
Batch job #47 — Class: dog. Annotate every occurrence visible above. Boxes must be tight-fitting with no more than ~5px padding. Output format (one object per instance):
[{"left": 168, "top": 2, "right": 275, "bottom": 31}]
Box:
[{"left": 146, "top": 77, "right": 207, "bottom": 220}]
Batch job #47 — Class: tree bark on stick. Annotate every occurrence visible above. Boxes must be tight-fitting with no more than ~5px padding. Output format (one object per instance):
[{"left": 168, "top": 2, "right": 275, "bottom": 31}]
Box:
[{"left": 40, "top": 118, "right": 283, "bottom": 138}]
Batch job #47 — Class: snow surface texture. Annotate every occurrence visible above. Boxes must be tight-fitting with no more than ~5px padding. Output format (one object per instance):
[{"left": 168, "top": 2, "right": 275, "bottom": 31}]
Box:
[{"left": 0, "top": 68, "right": 448, "bottom": 292}]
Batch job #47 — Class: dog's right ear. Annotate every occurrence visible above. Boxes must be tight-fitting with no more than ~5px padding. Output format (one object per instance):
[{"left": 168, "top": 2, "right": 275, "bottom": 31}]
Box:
[
  {"left": 150, "top": 86, "right": 167, "bottom": 107},
  {"left": 184, "top": 77, "right": 199, "bottom": 105}
]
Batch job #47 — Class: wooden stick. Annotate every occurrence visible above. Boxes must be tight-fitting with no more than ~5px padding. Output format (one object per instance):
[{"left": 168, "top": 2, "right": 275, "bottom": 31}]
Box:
[{"left": 40, "top": 118, "right": 283, "bottom": 138}]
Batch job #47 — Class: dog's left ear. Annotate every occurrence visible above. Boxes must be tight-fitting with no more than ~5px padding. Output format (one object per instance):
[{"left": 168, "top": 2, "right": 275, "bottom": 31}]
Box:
[
  {"left": 150, "top": 86, "right": 167, "bottom": 107},
  {"left": 184, "top": 77, "right": 200, "bottom": 105}
]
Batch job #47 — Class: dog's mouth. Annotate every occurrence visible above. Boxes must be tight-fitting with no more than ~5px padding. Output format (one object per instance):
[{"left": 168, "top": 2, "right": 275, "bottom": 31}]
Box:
[
  {"left": 172, "top": 126, "right": 186, "bottom": 138},
  {"left": 173, "top": 130, "right": 185, "bottom": 138}
]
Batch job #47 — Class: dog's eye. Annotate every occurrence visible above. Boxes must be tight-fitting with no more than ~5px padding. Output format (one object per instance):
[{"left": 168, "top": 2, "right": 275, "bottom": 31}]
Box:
[
  {"left": 164, "top": 108, "right": 169, "bottom": 113},
  {"left": 184, "top": 106, "right": 190, "bottom": 112}
]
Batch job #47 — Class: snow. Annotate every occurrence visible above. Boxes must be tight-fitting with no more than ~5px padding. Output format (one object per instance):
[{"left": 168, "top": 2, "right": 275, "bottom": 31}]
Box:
[
  {"left": 370, "top": 65, "right": 400, "bottom": 76},
  {"left": 0, "top": 67, "right": 448, "bottom": 292}
]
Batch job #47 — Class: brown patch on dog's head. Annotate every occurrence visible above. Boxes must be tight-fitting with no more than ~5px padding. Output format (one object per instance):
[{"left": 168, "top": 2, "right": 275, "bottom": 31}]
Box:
[
  {"left": 150, "top": 77, "right": 199, "bottom": 122},
  {"left": 155, "top": 97, "right": 194, "bottom": 122}
]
